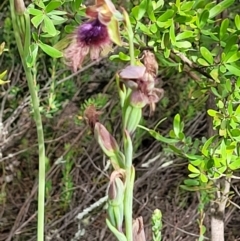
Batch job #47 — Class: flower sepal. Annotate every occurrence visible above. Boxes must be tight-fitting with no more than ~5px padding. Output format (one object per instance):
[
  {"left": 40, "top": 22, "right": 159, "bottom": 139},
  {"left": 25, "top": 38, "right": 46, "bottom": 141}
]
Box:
[
  {"left": 123, "top": 105, "right": 142, "bottom": 134},
  {"left": 94, "top": 122, "right": 125, "bottom": 169}
]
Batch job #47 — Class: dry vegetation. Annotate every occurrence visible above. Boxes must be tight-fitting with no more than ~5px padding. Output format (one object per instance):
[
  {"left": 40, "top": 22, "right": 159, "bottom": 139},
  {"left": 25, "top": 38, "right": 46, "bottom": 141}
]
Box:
[{"left": 1, "top": 1, "right": 240, "bottom": 241}]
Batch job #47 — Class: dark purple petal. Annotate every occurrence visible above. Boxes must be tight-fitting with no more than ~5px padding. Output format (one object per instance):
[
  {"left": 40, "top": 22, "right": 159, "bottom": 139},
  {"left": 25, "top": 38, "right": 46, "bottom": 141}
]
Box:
[{"left": 77, "top": 19, "right": 109, "bottom": 46}]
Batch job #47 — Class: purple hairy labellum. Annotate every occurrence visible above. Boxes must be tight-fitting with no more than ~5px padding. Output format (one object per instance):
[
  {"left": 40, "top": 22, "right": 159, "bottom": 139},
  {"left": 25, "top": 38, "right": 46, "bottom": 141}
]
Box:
[
  {"left": 64, "top": 19, "right": 112, "bottom": 72},
  {"left": 78, "top": 19, "right": 109, "bottom": 46},
  {"left": 64, "top": 0, "right": 122, "bottom": 72}
]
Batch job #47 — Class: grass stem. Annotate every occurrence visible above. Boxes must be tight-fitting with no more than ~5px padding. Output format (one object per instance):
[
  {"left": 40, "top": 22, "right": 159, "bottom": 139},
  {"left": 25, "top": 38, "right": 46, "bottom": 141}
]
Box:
[{"left": 9, "top": 2, "right": 46, "bottom": 241}]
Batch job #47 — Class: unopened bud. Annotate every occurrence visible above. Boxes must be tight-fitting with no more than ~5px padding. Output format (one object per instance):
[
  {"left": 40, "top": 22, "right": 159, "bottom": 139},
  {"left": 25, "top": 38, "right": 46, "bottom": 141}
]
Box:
[
  {"left": 95, "top": 122, "right": 119, "bottom": 154},
  {"left": 142, "top": 50, "right": 158, "bottom": 77},
  {"left": 14, "top": 0, "right": 26, "bottom": 14},
  {"left": 133, "top": 217, "right": 146, "bottom": 241},
  {"left": 107, "top": 170, "right": 125, "bottom": 231},
  {"left": 108, "top": 170, "right": 125, "bottom": 200}
]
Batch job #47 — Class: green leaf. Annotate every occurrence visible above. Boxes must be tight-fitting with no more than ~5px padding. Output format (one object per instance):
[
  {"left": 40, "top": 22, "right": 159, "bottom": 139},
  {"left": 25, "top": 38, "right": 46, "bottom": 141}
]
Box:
[
  {"left": 31, "top": 14, "right": 44, "bottom": 28},
  {"left": 64, "top": 25, "right": 75, "bottom": 33},
  {"left": 235, "top": 105, "right": 240, "bottom": 115},
  {"left": 200, "top": 46, "right": 213, "bottom": 64},
  {"left": 148, "top": 131, "right": 178, "bottom": 144},
  {"left": 219, "top": 65, "right": 226, "bottom": 73},
  {"left": 189, "top": 159, "right": 202, "bottom": 166},
  {"left": 49, "top": 14, "right": 66, "bottom": 25},
  {"left": 118, "top": 52, "right": 130, "bottom": 61},
  {"left": 169, "top": 21, "right": 176, "bottom": 44},
  {"left": 198, "top": 10, "right": 209, "bottom": 28},
  {"left": 229, "top": 159, "right": 240, "bottom": 170},
  {"left": 235, "top": 14, "right": 240, "bottom": 30},
  {"left": 138, "top": 22, "right": 152, "bottom": 35},
  {"left": 173, "top": 114, "right": 181, "bottom": 138},
  {"left": 45, "top": 0, "right": 62, "bottom": 13},
  {"left": 49, "top": 10, "right": 67, "bottom": 15},
  {"left": 73, "top": 0, "right": 82, "bottom": 11},
  {"left": 218, "top": 100, "right": 224, "bottom": 109},
  {"left": 211, "top": 87, "right": 221, "bottom": 98},
  {"left": 147, "top": 0, "right": 156, "bottom": 21},
  {"left": 209, "top": 0, "right": 234, "bottom": 19},
  {"left": 131, "top": 0, "right": 147, "bottom": 21},
  {"left": 197, "top": 58, "right": 209, "bottom": 66},
  {"left": 184, "top": 179, "right": 199, "bottom": 186},
  {"left": 106, "top": 219, "right": 127, "bottom": 241},
  {"left": 210, "top": 68, "right": 219, "bottom": 82},
  {"left": 152, "top": 0, "right": 164, "bottom": 10},
  {"left": 225, "top": 64, "right": 240, "bottom": 77},
  {"left": 225, "top": 52, "right": 240, "bottom": 63},
  {"left": 176, "top": 31, "right": 194, "bottom": 40},
  {"left": 188, "top": 164, "right": 200, "bottom": 174},
  {"left": 189, "top": 173, "right": 200, "bottom": 178},
  {"left": 38, "top": 42, "right": 63, "bottom": 58},
  {"left": 181, "top": 1, "right": 194, "bottom": 11},
  {"left": 200, "top": 173, "right": 208, "bottom": 183},
  {"left": 193, "top": 0, "right": 206, "bottom": 9},
  {"left": 219, "top": 18, "right": 229, "bottom": 40},
  {"left": 169, "top": 144, "right": 184, "bottom": 155},
  {"left": 201, "top": 135, "right": 217, "bottom": 156},
  {"left": 35, "top": 0, "right": 45, "bottom": 9},
  {"left": 138, "top": 0, "right": 147, "bottom": 20},
  {"left": 224, "top": 35, "right": 238, "bottom": 55},
  {"left": 43, "top": 16, "right": 57, "bottom": 36},
  {"left": 0, "top": 70, "right": 10, "bottom": 85},
  {"left": 207, "top": 109, "right": 218, "bottom": 117},
  {"left": 150, "top": 23, "right": 158, "bottom": 33},
  {"left": 26, "top": 43, "right": 39, "bottom": 67},
  {"left": 157, "top": 9, "right": 175, "bottom": 22},
  {"left": 174, "top": 41, "right": 191, "bottom": 48},
  {"left": 28, "top": 8, "right": 43, "bottom": 16}
]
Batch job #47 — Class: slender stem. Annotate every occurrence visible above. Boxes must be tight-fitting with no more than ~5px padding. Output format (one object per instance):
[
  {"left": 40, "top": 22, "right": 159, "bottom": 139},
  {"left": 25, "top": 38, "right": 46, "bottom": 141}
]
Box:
[
  {"left": 124, "top": 165, "right": 134, "bottom": 241},
  {"left": 10, "top": 2, "right": 46, "bottom": 241},
  {"left": 123, "top": 8, "right": 135, "bottom": 66},
  {"left": 123, "top": 130, "right": 133, "bottom": 241},
  {"left": 123, "top": 11, "right": 136, "bottom": 241},
  {"left": 122, "top": 11, "right": 136, "bottom": 241},
  {"left": 129, "top": 34, "right": 135, "bottom": 66}
]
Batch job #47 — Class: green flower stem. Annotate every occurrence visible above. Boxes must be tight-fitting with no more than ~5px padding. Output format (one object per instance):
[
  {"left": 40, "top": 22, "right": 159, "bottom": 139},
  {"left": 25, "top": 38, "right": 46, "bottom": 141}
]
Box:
[
  {"left": 123, "top": 131, "right": 134, "bottom": 241},
  {"left": 10, "top": 2, "right": 46, "bottom": 241},
  {"left": 124, "top": 166, "right": 135, "bottom": 241},
  {"left": 122, "top": 11, "right": 137, "bottom": 241},
  {"left": 123, "top": 9, "right": 135, "bottom": 65}
]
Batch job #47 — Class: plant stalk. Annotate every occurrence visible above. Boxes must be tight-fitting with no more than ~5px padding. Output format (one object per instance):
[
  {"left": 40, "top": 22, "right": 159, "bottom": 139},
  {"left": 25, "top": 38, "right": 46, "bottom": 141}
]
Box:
[
  {"left": 10, "top": 2, "right": 46, "bottom": 241},
  {"left": 123, "top": 11, "right": 136, "bottom": 241}
]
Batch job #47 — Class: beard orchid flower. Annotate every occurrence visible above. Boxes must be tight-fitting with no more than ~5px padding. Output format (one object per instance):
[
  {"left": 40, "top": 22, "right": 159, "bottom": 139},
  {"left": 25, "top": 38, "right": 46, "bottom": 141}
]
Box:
[{"left": 64, "top": 0, "right": 122, "bottom": 72}]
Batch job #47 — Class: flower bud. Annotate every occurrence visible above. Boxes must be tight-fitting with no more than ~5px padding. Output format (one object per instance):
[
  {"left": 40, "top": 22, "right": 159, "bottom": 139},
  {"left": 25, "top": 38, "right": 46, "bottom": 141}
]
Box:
[
  {"left": 107, "top": 170, "right": 125, "bottom": 231},
  {"left": 95, "top": 122, "right": 124, "bottom": 169},
  {"left": 95, "top": 123, "right": 119, "bottom": 153},
  {"left": 108, "top": 170, "right": 125, "bottom": 201},
  {"left": 133, "top": 217, "right": 146, "bottom": 241},
  {"left": 14, "top": 0, "right": 26, "bottom": 15}
]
